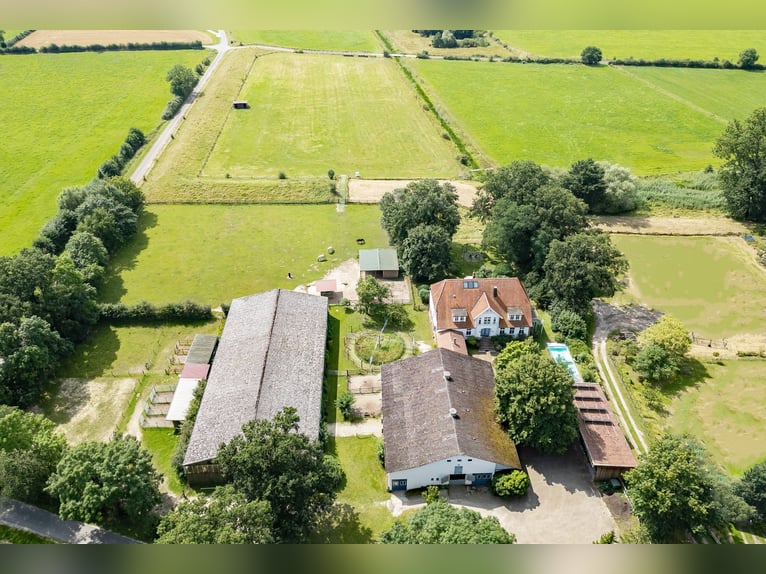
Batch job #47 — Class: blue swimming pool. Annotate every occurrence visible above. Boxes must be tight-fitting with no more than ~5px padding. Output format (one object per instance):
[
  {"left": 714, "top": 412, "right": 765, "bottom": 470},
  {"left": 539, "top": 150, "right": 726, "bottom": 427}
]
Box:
[{"left": 546, "top": 342, "right": 583, "bottom": 383}]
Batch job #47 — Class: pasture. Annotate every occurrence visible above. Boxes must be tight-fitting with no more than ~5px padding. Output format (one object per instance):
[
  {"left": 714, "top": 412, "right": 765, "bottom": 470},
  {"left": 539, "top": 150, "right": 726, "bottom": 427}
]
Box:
[
  {"left": 229, "top": 30, "right": 380, "bottom": 52},
  {"left": 101, "top": 204, "right": 391, "bottom": 305},
  {"left": 494, "top": 30, "right": 766, "bottom": 62},
  {"left": 204, "top": 52, "right": 459, "bottom": 179},
  {"left": 407, "top": 59, "right": 726, "bottom": 174},
  {"left": 611, "top": 235, "right": 766, "bottom": 339},
  {"left": 667, "top": 359, "right": 766, "bottom": 475},
  {"left": 0, "top": 50, "right": 210, "bottom": 255}
]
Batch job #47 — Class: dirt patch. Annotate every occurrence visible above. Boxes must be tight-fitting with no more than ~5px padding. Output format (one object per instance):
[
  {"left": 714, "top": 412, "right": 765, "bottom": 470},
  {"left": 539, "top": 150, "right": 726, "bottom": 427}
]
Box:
[
  {"left": 50, "top": 378, "right": 138, "bottom": 445},
  {"left": 348, "top": 374, "right": 382, "bottom": 393},
  {"left": 353, "top": 393, "right": 382, "bottom": 417},
  {"left": 592, "top": 299, "right": 663, "bottom": 340},
  {"left": 299, "top": 258, "right": 360, "bottom": 302},
  {"left": 596, "top": 215, "right": 749, "bottom": 236},
  {"left": 348, "top": 179, "right": 479, "bottom": 207},
  {"left": 17, "top": 30, "right": 214, "bottom": 48}
]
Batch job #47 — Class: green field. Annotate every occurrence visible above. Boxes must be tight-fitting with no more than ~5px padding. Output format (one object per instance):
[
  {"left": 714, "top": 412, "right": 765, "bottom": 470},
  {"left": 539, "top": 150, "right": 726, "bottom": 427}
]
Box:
[
  {"left": 230, "top": 30, "right": 381, "bottom": 52},
  {"left": 382, "top": 30, "right": 511, "bottom": 58},
  {"left": 616, "top": 66, "right": 766, "bottom": 122},
  {"left": 0, "top": 50, "right": 211, "bottom": 255},
  {"left": 611, "top": 236, "right": 766, "bottom": 339},
  {"left": 667, "top": 359, "right": 766, "bottom": 475},
  {"left": 408, "top": 59, "right": 726, "bottom": 174},
  {"left": 204, "top": 52, "right": 459, "bottom": 179},
  {"left": 101, "top": 203, "right": 391, "bottom": 305},
  {"left": 494, "top": 30, "right": 766, "bottom": 61}
]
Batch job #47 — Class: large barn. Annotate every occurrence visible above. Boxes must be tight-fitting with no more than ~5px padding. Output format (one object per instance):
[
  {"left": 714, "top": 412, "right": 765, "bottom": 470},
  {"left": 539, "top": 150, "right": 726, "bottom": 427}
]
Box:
[
  {"left": 381, "top": 348, "right": 521, "bottom": 491},
  {"left": 183, "top": 289, "right": 327, "bottom": 485}
]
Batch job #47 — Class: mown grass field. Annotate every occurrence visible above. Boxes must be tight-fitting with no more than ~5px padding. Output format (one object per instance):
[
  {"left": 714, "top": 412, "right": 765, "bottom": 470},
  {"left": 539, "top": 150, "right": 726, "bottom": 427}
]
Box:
[
  {"left": 615, "top": 66, "right": 766, "bottom": 122},
  {"left": 0, "top": 50, "right": 211, "bottom": 255},
  {"left": 204, "top": 52, "right": 459, "bottom": 179},
  {"left": 101, "top": 204, "right": 391, "bottom": 305},
  {"left": 408, "top": 59, "right": 727, "bottom": 174},
  {"left": 229, "top": 30, "right": 381, "bottom": 52},
  {"left": 494, "top": 30, "right": 766, "bottom": 61},
  {"left": 611, "top": 235, "right": 766, "bottom": 339},
  {"left": 666, "top": 359, "right": 766, "bottom": 475}
]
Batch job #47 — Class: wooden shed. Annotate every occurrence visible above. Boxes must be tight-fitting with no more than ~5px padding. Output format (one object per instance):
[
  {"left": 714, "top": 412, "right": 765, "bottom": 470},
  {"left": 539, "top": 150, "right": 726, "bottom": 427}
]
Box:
[
  {"left": 232, "top": 100, "right": 250, "bottom": 109},
  {"left": 359, "top": 248, "right": 399, "bottom": 279}
]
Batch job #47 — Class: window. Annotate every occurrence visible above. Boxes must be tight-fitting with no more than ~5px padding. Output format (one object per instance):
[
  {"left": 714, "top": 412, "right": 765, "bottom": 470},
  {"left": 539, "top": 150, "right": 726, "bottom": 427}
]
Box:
[
  {"left": 463, "top": 280, "right": 478, "bottom": 289},
  {"left": 467, "top": 459, "right": 473, "bottom": 461},
  {"left": 508, "top": 313, "right": 522, "bottom": 321},
  {"left": 466, "top": 330, "right": 472, "bottom": 336}
]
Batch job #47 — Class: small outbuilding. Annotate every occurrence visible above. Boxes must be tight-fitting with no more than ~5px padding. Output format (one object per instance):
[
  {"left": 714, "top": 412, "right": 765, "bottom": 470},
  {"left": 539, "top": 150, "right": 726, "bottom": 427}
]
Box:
[
  {"left": 359, "top": 248, "right": 399, "bottom": 279},
  {"left": 315, "top": 279, "right": 337, "bottom": 297},
  {"left": 232, "top": 100, "right": 250, "bottom": 109}
]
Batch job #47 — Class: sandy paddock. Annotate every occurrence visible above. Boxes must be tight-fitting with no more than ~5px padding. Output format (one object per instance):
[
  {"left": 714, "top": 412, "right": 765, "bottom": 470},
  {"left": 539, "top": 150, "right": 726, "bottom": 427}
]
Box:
[
  {"left": 17, "top": 30, "right": 214, "bottom": 48},
  {"left": 348, "top": 179, "right": 479, "bottom": 207}
]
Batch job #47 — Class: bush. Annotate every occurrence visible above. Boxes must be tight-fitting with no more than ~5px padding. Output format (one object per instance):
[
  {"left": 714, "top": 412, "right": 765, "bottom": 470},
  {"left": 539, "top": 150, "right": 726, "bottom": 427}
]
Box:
[
  {"left": 466, "top": 336, "right": 479, "bottom": 349},
  {"left": 551, "top": 307, "right": 588, "bottom": 341},
  {"left": 278, "top": 171, "right": 287, "bottom": 179},
  {"left": 98, "top": 300, "right": 213, "bottom": 324},
  {"left": 376, "top": 438, "right": 385, "bottom": 466},
  {"left": 581, "top": 46, "right": 603, "bottom": 65},
  {"left": 162, "top": 95, "right": 184, "bottom": 120},
  {"left": 418, "top": 286, "right": 430, "bottom": 305},
  {"left": 335, "top": 391, "right": 356, "bottom": 421},
  {"left": 491, "top": 470, "right": 530, "bottom": 497}
]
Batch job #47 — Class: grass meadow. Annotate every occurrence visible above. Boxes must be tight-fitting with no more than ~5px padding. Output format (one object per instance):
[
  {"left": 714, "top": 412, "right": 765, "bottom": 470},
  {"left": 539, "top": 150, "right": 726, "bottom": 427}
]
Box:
[
  {"left": 229, "top": 30, "right": 381, "bottom": 52},
  {"left": 101, "top": 204, "right": 391, "bottom": 305},
  {"left": 204, "top": 52, "right": 460, "bottom": 179},
  {"left": 667, "top": 359, "right": 766, "bottom": 475},
  {"left": 0, "top": 50, "right": 211, "bottom": 255},
  {"left": 407, "top": 59, "right": 726, "bottom": 174},
  {"left": 611, "top": 235, "right": 766, "bottom": 339},
  {"left": 493, "top": 30, "right": 766, "bottom": 61}
]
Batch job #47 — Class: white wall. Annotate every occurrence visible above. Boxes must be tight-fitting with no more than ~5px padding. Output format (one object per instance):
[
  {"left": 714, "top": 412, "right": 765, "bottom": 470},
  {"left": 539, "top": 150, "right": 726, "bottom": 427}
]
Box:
[{"left": 387, "top": 455, "right": 512, "bottom": 491}]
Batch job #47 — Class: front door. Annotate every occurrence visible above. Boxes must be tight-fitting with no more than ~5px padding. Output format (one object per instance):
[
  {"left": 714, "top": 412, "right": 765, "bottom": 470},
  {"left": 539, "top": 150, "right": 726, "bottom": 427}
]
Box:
[
  {"left": 391, "top": 479, "right": 407, "bottom": 491},
  {"left": 480, "top": 328, "right": 490, "bottom": 337}
]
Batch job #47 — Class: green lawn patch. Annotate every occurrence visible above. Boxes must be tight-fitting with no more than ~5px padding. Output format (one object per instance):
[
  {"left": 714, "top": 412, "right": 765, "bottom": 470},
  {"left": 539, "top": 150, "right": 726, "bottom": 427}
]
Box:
[
  {"left": 102, "top": 204, "right": 391, "bottom": 305},
  {"left": 493, "top": 30, "right": 766, "bottom": 62},
  {"left": 203, "top": 52, "right": 460, "bottom": 179},
  {"left": 611, "top": 236, "right": 766, "bottom": 339},
  {"left": 141, "top": 427, "right": 184, "bottom": 495},
  {"left": 0, "top": 50, "right": 211, "bottom": 255},
  {"left": 230, "top": 30, "right": 381, "bottom": 52},
  {"left": 329, "top": 435, "right": 396, "bottom": 541},
  {"left": 0, "top": 524, "right": 54, "bottom": 544},
  {"left": 353, "top": 331, "right": 405, "bottom": 364},
  {"left": 407, "top": 59, "right": 734, "bottom": 174}
]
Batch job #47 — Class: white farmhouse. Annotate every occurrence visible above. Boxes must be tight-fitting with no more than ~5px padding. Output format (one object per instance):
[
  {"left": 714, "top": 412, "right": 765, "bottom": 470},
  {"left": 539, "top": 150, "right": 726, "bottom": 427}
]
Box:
[
  {"left": 381, "top": 348, "right": 521, "bottom": 491},
  {"left": 429, "top": 277, "right": 537, "bottom": 340}
]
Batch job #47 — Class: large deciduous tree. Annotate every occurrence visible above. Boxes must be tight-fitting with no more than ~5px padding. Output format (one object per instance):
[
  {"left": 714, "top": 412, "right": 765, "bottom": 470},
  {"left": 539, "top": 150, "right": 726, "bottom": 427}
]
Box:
[
  {"left": 471, "top": 160, "right": 550, "bottom": 222},
  {"left": 714, "top": 107, "right": 766, "bottom": 221},
  {"left": 482, "top": 185, "right": 588, "bottom": 276},
  {"left": 378, "top": 498, "right": 515, "bottom": 544},
  {"left": 561, "top": 158, "right": 607, "bottom": 213},
  {"left": 494, "top": 354, "right": 579, "bottom": 454},
  {"left": 45, "top": 434, "right": 162, "bottom": 531},
  {"left": 0, "top": 405, "right": 68, "bottom": 503},
  {"left": 166, "top": 64, "right": 198, "bottom": 99},
  {"left": 625, "top": 434, "right": 718, "bottom": 542},
  {"left": 736, "top": 460, "right": 766, "bottom": 521},
  {"left": 542, "top": 231, "right": 628, "bottom": 312},
  {"left": 581, "top": 46, "right": 603, "bottom": 65},
  {"left": 156, "top": 485, "right": 274, "bottom": 544},
  {"left": 738, "top": 48, "right": 760, "bottom": 69},
  {"left": 379, "top": 179, "right": 460, "bottom": 246},
  {"left": 399, "top": 223, "right": 452, "bottom": 283},
  {"left": 638, "top": 315, "right": 690, "bottom": 358},
  {"left": 355, "top": 276, "right": 390, "bottom": 318},
  {"left": 216, "top": 407, "right": 344, "bottom": 543},
  {"left": 598, "top": 161, "right": 639, "bottom": 214}
]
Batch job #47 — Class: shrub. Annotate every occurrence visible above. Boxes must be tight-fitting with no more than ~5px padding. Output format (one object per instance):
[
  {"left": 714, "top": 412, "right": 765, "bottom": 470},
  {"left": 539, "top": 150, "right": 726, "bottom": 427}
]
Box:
[
  {"left": 335, "top": 391, "right": 356, "bottom": 421},
  {"left": 278, "top": 171, "right": 287, "bottom": 179},
  {"left": 376, "top": 438, "right": 385, "bottom": 466},
  {"left": 328, "top": 169, "right": 335, "bottom": 180},
  {"left": 97, "top": 157, "right": 122, "bottom": 179},
  {"left": 581, "top": 46, "right": 603, "bottom": 65},
  {"left": 98, "top": 300, "right": 212, "bottom": 324},
  {"left": 466, "top": 336, "right": 479, "bottom": 349},
  {"left": 491, "top": 470, "right": 530, "bottom": 497},
  {"left": 551, "top": 307, "right": 588, "bottom": 341},
  {"left": 171, "top": 380, "right": 206, "bottom": 478},
  {"left": 162, "top": 95, "right": 184, "bottom": 120},
  {"left": 418, "top": 286, "right": 430, "bottom": 304}
]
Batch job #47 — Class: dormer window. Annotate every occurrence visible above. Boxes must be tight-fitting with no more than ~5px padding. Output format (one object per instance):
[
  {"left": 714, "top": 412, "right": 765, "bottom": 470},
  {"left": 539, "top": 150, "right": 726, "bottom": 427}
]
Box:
[
  {"left": 507, "top": 307, "right": 523, "bottom": 322},
  {"left": 463, "top": 280, "right": 478, "bottom": 289},
  {"left": 451, "top": 308, "right": 467, "bottom": 323}
]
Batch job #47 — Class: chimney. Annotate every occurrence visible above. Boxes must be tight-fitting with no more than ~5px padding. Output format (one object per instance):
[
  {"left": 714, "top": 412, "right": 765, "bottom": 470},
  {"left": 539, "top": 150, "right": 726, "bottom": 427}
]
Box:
[
  {"left": 449, "top": 407, "right": 458, "bottom": 418},
  {"left": 493, "top": 285, "right": 498, "bottom": 298},
  {"left": 443, "top": 371, "right": 452, "bottom": 381}
]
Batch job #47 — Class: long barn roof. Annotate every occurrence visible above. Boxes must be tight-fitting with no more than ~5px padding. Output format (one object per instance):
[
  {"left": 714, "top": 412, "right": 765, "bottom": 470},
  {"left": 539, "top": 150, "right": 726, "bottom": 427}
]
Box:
[{"left": 184, "top": 289, "right": 327, "bottom": 466}]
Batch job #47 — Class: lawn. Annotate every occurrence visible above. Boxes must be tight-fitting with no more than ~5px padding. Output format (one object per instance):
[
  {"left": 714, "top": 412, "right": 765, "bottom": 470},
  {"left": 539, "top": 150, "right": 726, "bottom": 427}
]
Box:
[
  {"left": 203, "top": 52, "right": 459, "bottom": 179},
  {"left": 327, "top": 435, "right": 398, "bottom": 542},
  {"left": 407, "top": 59, "right": 725, "bottom": 174},
  {"left": 229, "top": 30, "right": 381, "bottom": 52},
  {"left": 0, "top": 50, "right": 211, "bottom": 255},
  {"left": 101, "top": 204, "right": 391, "bottom": 305},
  {"left": 493, "top": 30, "right": 766, "bottom": 61},
  {"left": 142, "top": 427, "right": 184, "bottom": 495},
  {"left": 666, "top": 359, "right": 766, "bottom": 475},
  {"left": 611, "top": 236, "right": 766, "bottom": 339}
]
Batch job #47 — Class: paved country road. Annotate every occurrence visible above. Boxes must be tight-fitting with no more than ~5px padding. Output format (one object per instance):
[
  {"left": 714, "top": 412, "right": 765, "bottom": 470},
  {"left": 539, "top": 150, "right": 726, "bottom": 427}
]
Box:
[
  {"left": 130, "top": 30, "right": 232, "bottom": 185},
  {"left": 0, "top": 497, "right": 141, "bottom": 544}
]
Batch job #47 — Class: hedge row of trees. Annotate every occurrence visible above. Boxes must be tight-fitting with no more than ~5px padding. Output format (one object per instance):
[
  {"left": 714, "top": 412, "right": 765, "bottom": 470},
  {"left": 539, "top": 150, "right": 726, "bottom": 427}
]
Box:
[
  {"left": 39, "top": 40, "right": 204, "bottom": 54},
  {"left": 0, "top": 29, "right": 34, "bottom": 48},
  {"left": 98, "top": 300, "right": 212, "bottom": 325},
  {"left": 611, "top": 48, "right": 760, "bottom": 70},
  {"left": 162, "top": 63, "right": 208, "bottom": 120},
  {"left": 97, "top": 127, "right": 146, "bottom": 179}
]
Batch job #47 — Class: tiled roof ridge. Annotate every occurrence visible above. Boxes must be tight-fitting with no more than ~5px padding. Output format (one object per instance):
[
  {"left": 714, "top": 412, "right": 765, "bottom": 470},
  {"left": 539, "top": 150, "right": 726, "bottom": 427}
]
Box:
[{"left": 252, "top": 289, "right": 281, "bottom": 420}]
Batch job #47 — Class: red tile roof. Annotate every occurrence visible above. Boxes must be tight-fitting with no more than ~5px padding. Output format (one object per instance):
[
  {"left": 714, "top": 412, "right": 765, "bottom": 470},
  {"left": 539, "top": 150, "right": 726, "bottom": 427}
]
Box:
[
  {"left": 436, "top": 330, "right": 468, "bottom": 355},
  {"left": 315, "top": 279, "right": 337, "bottom": 293},
  {"left": 430, "top": 278, "right": 534, "bottom": 332}
]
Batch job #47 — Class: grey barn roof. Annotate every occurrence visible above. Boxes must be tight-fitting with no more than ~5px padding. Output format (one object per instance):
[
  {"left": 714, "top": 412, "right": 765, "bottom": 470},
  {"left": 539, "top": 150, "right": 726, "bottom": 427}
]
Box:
[
  {"left": 184, "top": 289, "right": 327, "bottom": 466},
  {"left": 359, "top": 248, "right": 399, "bottom": 272},
  {"left": 381, "top": 349, "right": 520, "bottom": 473},
  {"left": 185, "top": 334, "right": 218, "bottom": 365}
]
